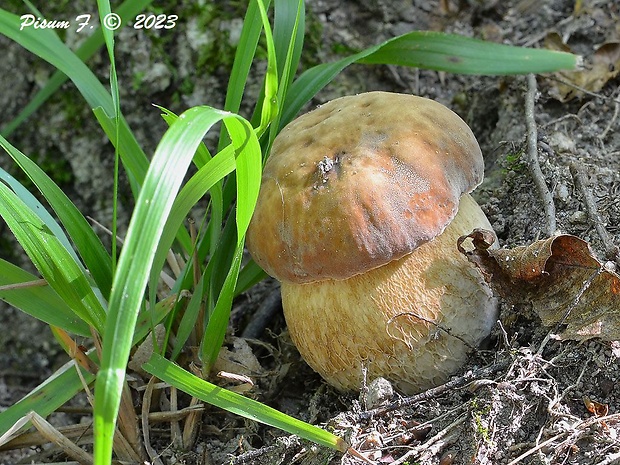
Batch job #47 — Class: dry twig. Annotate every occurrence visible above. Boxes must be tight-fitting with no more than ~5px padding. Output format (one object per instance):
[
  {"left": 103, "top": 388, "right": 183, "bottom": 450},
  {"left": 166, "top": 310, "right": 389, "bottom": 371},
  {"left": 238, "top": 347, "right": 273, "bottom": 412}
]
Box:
[
  {"left": 600, "top": 98, "right": 619, "bottom": 141},
  {"left": 241, "top": 285, "right": 282, "bottom": 339},
  {"left": 569, "top": 161, "right": 620, "bottom": 263},
  {"left": 525, "top": 74, "right": 557, "bottom": 236},
  {"left": 141, "top": 377, "right": 165, "bottom": 465},
  {"left": 357, "top": 358, "right": 511, "bottom": 422},
  {"left": 0, "top": 412, "right": 93, "bottom": 465},
  {"left": 597, "top": 450, "right": 620, "bottom": 465},
  {"left": 507, "top": 413, "right": 620, "bottom": 465},
  {"left": 389, "top": 415, "right": 466, "bottom": 465}
]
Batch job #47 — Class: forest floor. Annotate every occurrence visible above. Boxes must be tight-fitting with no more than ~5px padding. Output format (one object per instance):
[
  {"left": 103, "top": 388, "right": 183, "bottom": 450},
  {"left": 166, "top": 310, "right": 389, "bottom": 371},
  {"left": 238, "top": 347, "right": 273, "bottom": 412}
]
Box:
[{"left": 1, "top": 0, "right": 619, "bottom": 464}]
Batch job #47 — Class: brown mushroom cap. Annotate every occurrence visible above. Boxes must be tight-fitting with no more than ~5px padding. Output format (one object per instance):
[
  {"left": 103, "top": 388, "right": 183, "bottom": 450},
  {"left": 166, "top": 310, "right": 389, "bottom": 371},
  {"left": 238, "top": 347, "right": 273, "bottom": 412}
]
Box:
[{"left": 246, "top": 92, "right": 484, "bottom": 283}]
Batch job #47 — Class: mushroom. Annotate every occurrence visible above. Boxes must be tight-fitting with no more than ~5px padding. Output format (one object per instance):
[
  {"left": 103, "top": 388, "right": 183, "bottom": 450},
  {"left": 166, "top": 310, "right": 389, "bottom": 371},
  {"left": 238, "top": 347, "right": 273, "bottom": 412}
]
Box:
[{"left": 246, "top": 92, "right": 498, "bottom": 394}]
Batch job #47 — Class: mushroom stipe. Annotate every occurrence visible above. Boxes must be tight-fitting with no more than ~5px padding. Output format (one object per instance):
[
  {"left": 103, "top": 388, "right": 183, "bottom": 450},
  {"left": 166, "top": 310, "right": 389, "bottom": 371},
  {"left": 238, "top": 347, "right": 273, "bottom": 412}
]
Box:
[{"left": 247, "top": 92, "right": 498, "bottom": 394}]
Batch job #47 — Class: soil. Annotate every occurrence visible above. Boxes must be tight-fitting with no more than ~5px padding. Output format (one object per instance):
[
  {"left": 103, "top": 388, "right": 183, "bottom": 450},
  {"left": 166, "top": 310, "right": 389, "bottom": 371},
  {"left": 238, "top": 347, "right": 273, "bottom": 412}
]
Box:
[{"left": 1, "top": 0, "right": 619, "bottom": 464}]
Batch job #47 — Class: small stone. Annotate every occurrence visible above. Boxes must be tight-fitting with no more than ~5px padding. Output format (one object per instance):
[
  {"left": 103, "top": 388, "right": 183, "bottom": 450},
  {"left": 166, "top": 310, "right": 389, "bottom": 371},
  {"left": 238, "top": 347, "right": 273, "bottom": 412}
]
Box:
[
  {"left": 366, "top": 377, "right": 394, "bottom": 409},
  {"left": 555, "top": 183, "right": 570, "bottom": 202},
  {"left": 569, "top": 210, "right": 588, "bottom": 224},
  {"left": 548, "top": 131, "right": 576, "bottom": 153}
]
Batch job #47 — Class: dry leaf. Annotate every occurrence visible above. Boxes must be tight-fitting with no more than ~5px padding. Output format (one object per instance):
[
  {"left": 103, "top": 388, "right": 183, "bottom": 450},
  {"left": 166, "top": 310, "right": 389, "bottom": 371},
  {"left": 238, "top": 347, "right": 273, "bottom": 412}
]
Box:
[
  {"left": 213, "top": 337, "right": 264, "bottom": 378},
  {"left": 458, "top": 231, "right": 620, "bottom": 341},
  {"left": 583, "top": 396, "right": 609, "bottom": 417},
  {"left": 128, "top": 324, "right": 167, "bottom": 377},
  {"left": 544, "top": 33, "right": 620, "bottom": 101}
]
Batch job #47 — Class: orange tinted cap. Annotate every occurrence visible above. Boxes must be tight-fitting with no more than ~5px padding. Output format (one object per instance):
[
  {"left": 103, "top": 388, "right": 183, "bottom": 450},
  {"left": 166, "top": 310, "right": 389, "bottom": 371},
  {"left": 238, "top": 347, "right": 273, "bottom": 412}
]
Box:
[{"left": 246, "top": 92, "right": 484, "bottom": 283}]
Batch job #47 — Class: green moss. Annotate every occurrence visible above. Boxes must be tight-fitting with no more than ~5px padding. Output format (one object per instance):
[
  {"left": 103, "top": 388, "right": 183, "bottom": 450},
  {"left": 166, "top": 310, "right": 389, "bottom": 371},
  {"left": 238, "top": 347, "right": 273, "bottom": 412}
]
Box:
[
  {"left": 470, "top": 398, "right": 492, "bottom": 443},
  {"left": 27, "top": 149, "right": 74, "bottom": 188},
  {"left": 503, "top": 149, "right": 527, "bottom": 174},
  {"left": 189, "top": 1, "right": 248, "bottom": 75},
  {"left": 170, "top": 77, "right": 196, "bottom": 106},
  {"left": 301, "top": 7, "right": 326, "bottom": 69},
  {"left": 331, "top": 42, "right": 360, "bottom": 56},
  {"left": 132, "top": 70, "right": 146, "bottom": 91}
]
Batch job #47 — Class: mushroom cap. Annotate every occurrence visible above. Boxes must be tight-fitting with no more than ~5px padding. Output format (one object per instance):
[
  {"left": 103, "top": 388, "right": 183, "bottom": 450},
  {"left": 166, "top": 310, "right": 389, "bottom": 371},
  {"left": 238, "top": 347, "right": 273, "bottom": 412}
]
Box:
[{"left": 246, "top": 92, "right": 484, "bottom": 283}]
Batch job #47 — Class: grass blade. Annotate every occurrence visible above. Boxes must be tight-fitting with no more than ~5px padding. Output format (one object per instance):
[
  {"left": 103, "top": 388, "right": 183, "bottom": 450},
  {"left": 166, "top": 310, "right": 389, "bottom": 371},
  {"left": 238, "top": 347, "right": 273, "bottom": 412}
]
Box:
[
  {"left": 199, "top": 100, "right": 262, "bottom": 373},
  {"left": 143, "top": 353, "right": 348, "bottom": 452},
  {"left": 0, "top": 259, "right": 91, "bottom": 336},
  {"left": 0, "top": 165, "right": 81, "bottom": 267},
  {"left": 282, "top": 31, "right": 579, "bottom": 127},
  {"left": 273, "top": 0, "right": 305, "bottom": 91},
  {"left": 0, "top": 183, "right": 106, "bottom": 333},
  {"left": 357, "top": 31, "right": 578, "bottom": 73},
  {"left": 222, "top": 0, "right": 271, "bottom": 116},
  {"left": 255, "top": 0, "right": 279, "bottom": 133},
  {"left": 0, "top": 135, "right": 113, "bottom": 297},
  {"left": 0, "top": 359, "right": 96, "bottom": 441},
  {"left": 93, "top": 106, "right": 261, "bottom": 464},
  {"left": 268, "top": 0, "right": 304, "bottom": 142},
  {"left": 236, "top": 260, "right": 268, "bottom": 296}
]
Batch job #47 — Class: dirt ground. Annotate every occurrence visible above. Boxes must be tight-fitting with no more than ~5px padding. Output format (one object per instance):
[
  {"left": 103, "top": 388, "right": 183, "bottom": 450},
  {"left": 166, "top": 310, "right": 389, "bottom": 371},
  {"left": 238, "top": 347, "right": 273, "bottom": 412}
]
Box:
[{"left": 1, "top": 0, "right": 619, "bottom": 464}]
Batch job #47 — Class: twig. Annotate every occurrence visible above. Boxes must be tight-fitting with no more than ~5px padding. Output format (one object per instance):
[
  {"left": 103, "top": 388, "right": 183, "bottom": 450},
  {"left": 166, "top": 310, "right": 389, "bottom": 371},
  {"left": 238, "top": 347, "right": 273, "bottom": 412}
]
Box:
[
  {"left": 496, "top": 319, "right": 511, "bottom": 350},
  {"left": 508, "top": 413, "right": 620, "bottom": 465},
  {"left": 28, "top": 412, "right": 93, "bottom": 465},
  {"left": 141, "top": 377, "right": 165, "bottom": 465},
  {"left": 600, "top": 99, "right": 619, "bottom": 141},
  {"left": 386, "top": 311, "right": 475, "bottom": 351},
  {"left": 546, "top": 76, "right": 620, "bottom": 104},
  {"left": 506, "top": 431, "right": 566, "bottom": 465},
  {"left": 390, "top": 415, "right": 466, "bottom": 465},
  {"left": 357, "top": 358, "right": 511, "bottom": 422},
  {"left": 346, "top": 446, "right": 377, "bottom": 464},
  {"left": 597, "top": 450, "right": 620, "bottom": 465},
  {"left": 231, "top": 436, "right": 302, "bottom": 464},
  {"left": 569, "top": 161, "right": 620, "bottom": 263},
  {"left": 525, "top": 74, "right": 557, "bottom": 236},
  {"left": 549, "top": 362, "right": 588, "bottom": 411},
  {"left": 241, "top": 285, "right": 282, "bottom": 339},
  {"left": 170, "top": 386, "right": 183, "bottom": 448}
]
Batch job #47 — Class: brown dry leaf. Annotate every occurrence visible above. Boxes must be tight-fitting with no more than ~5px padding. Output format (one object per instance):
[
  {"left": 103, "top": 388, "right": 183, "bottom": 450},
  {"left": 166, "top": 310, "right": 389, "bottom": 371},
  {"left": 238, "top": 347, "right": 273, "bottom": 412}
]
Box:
[
  {"left": 212, "top": 337, "right": 264, "bottom": 378},
  {"left": 458, "top": 230, "right": 620, "bottom": 340},
  {"left": 544, "top": 33, "right": 620, "bottom": 101},
  {"left": 583, "top": 396, "right": 609, "bottom": 417}
]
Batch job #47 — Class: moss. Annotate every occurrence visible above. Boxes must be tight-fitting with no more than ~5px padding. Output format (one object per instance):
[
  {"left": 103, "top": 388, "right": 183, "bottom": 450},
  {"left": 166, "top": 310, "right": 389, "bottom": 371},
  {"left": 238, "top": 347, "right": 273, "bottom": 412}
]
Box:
[
  {"left": 132, "top": 70, "right": 147, "bottom": 91},
  {"left": 189, "top": 1, "right": 248, "bottom": 75},
  {"left": 470, "top": 398, "right": 492, "bottom": 444},
  {"left": 56, "top": 86, "right": 91, "bottom": 128},
  {"left": 301, "top": 7, "right": 326, "bottom": 69},
  {"left": 503, "top": 149, "right": 527, "bottom": 174},
  {"left": 19, "top": 148, "right": 74, "bottom": 190}
]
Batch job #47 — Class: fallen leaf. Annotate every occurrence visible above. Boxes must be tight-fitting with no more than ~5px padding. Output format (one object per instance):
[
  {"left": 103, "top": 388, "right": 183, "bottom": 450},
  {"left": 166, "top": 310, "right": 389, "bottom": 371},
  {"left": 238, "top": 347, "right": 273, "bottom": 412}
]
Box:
[
  {"left": 213, "top": 337, "right": 264, "bottom": 378},
  {"left": 128, "top": 324, "right": 166, "bottom": 377},
  {"left": 458, "top": 231, "right": 620, "bottom": 341},
  {"left": 544, "top": 33, "right": 620, "bottom": 101},
  {"left": 583, "top": 396, "right": 609, "bottom": 417}
]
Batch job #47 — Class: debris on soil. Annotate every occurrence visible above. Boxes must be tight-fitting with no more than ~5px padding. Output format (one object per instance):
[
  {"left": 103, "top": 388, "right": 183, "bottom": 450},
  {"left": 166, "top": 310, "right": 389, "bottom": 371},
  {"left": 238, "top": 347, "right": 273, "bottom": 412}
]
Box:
[{"left": 1, "top": 0, "right": 619, "bottom": 464}]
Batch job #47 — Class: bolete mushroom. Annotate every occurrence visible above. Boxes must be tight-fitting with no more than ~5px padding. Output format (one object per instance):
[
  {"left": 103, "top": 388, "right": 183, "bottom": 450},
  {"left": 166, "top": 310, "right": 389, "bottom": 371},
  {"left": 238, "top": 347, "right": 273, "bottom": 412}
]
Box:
[{"left": 246, "top": 92, "right": 498, "bottom": 394}]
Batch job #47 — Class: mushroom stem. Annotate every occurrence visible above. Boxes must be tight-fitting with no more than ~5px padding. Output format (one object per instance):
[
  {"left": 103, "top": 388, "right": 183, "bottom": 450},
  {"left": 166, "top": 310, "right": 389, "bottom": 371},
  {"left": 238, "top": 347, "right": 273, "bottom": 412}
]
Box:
[{"left": 281, "top": 194, "right": 497, "bottom": 394}]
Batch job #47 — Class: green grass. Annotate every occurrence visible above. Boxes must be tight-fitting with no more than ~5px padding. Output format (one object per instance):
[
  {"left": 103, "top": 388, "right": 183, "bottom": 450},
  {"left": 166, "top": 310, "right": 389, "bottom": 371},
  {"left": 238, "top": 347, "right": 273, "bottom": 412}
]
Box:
[{"left": 0, "top": 1, "right": 579, "bottom": 463}]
